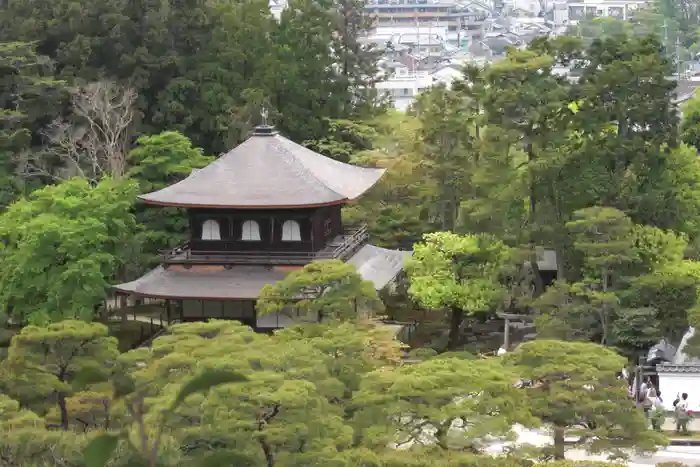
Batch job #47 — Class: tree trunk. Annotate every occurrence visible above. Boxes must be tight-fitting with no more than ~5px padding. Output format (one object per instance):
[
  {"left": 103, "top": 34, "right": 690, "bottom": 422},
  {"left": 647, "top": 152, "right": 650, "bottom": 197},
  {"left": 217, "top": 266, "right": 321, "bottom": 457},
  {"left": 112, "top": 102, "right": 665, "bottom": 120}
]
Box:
[
  {"left": 57, "top": 391, "right": 69, "bottom": 431},
  {"left": 526, "top": 140, "right": 536, "bottom": 216},
  {"left": 258, "top": 437, "right": 275, "bottom": 467},
  {"left": 529, "top": 255, "right": 545, "bottom": 296},
  {"left": 555, "top": 247, "right": 566, "bottom": 282},
  {"left": 435, "top": 424, "right": 449, "bottom": 450},
  {"left": 553, "top": 425, "right": 566, "bottom": 460},
  {"left": 600, "top": 267, "right": 609, "bottom": 345},
  {"left": 448, "top": 307, "right": 464, "bottom": 350}
]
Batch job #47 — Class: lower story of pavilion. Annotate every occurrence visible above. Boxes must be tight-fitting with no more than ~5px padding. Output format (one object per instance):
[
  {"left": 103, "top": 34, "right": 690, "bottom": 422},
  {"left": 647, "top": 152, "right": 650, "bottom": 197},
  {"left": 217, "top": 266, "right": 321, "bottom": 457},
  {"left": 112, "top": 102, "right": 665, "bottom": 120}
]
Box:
[{"left": 113, "top": 244, "right": 412, "bottom": 332}]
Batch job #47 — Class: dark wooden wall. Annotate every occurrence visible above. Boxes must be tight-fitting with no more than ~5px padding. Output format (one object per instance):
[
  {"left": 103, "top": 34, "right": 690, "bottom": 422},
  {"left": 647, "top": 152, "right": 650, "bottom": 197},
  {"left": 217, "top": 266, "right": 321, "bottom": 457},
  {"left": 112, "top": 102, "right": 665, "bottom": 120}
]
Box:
[{"left": 187, "top": 205, "right": 343, "bottom": 253}]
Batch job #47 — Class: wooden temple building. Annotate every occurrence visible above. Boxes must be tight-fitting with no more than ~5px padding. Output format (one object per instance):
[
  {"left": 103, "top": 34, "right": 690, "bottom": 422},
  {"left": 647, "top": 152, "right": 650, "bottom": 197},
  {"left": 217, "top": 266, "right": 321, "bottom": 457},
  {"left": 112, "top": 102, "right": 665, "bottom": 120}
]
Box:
[{"left": 113, "top": 124, "right": 411, "bottom": 332}]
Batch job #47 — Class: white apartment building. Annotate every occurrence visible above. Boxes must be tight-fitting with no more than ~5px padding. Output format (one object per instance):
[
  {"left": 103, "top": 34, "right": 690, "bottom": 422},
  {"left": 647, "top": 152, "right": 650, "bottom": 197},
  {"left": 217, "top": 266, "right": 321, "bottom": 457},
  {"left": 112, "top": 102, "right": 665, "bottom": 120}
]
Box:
[{"left": 552, "top": 0, "right": 649, "bottom": 26}]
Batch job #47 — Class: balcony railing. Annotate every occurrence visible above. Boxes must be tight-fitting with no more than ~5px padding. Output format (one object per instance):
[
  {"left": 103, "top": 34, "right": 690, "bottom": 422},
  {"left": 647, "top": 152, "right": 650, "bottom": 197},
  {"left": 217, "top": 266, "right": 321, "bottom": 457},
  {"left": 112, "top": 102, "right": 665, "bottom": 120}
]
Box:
[{"left": 161, "top": 224, "right": 369, "bottom": 266}]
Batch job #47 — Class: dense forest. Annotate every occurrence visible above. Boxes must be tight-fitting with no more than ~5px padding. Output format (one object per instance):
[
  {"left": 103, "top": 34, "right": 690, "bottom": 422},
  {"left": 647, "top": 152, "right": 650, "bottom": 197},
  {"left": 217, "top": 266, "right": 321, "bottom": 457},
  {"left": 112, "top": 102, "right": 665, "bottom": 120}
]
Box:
[{"left": 2, "top": 0, "right": 700, "bottom": 464}]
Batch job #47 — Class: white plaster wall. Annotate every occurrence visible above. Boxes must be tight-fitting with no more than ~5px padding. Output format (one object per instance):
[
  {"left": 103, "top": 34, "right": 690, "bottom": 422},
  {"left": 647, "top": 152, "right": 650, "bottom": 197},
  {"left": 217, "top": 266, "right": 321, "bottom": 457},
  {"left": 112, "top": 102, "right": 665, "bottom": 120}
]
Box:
[{"left": 657, "top": 373, "right": 700, "bottom": 411}]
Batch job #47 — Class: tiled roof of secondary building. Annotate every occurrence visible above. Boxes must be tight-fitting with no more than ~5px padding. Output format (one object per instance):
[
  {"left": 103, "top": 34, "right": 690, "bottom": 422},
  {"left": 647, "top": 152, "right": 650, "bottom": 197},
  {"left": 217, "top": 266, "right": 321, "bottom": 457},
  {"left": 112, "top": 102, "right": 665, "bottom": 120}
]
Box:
[
  {"left": 656, "top": 363, "right": 700, "bottom": 374},
  {"left": 113, "top": 245, "right": 412, "bottom": 299},
  {"left": 139, "top": 126, "right": 386, "bottom": 209}
]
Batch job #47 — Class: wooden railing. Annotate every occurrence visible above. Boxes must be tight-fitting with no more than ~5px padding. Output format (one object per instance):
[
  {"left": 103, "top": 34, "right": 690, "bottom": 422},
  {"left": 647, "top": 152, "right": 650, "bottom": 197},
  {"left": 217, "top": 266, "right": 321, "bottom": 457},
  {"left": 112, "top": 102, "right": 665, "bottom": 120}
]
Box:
[{"left": 161, "top": 224, "right": 369, "bottom": 266}]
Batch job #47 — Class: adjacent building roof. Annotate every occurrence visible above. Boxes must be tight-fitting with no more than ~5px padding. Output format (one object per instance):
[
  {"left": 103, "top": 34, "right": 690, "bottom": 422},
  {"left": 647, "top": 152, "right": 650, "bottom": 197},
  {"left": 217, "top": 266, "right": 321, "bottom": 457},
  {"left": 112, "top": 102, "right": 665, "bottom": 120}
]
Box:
[
  {"left": 138, "top": 126, "right": 386, "bottom": 209},
  {"left": 347, "top": 244, "right": 412, "bottom": 289},
  {"left": 656, "top": 364, "right": 700, "bottom": 374},
  {"left": 113, "top": 245, "right": 412, "bottom": 300}
]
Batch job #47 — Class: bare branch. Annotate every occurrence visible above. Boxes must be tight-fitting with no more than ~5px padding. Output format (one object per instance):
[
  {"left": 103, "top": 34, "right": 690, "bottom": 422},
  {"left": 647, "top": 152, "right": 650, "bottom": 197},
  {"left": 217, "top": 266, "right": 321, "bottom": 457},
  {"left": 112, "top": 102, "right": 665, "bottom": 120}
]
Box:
[
  {"left": 21, "top": 81, "right": 136, "bottom": 182},
  {"left": 72, "top": 81, "right": 136, "bottom": 178}
]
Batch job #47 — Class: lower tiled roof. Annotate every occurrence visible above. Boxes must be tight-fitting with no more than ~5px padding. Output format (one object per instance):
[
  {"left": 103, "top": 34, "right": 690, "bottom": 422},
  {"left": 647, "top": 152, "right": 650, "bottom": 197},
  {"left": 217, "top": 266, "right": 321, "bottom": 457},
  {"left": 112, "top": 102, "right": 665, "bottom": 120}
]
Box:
[{"left": 113, "top": 244, "right": 412, "bottom": 300}]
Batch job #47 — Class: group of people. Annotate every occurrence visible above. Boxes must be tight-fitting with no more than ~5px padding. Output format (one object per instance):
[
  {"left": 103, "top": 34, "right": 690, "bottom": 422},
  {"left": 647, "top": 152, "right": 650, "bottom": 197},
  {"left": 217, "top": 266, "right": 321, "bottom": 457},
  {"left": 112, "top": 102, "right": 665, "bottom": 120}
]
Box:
[{"left": 636, "top": 378, "right": 692, "bottom": 434}]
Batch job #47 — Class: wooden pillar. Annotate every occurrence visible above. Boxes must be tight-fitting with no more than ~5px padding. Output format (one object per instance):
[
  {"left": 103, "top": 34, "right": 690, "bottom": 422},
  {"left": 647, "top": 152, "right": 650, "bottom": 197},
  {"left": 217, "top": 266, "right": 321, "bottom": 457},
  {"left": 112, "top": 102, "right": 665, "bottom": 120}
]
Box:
[
  {"left": 503, "top": 317, "right": 510, "bottom": 350},
  {"left": 165, "top": 299, "right": 171, "bottom": 325}
]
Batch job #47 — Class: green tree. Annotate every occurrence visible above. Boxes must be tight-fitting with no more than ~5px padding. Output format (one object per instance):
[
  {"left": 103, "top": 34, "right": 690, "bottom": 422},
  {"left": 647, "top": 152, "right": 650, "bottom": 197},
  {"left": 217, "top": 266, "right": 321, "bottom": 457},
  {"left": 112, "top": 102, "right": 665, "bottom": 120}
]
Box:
[
  {"left": 128, "top": 131, "right": 213, "bottom": 269},
  {"left": 611, "top": 307, "right": 664, "bottom": 359},
  {"left": 681, "top": 91, "right": 700, "bottom": 151},
  {"left": 0, "top": 41, "right": 66, "bottom": 207},
  {"left": 257, "top": 260, "right": 383, "bottom": 322},
  {"left": 303, "top": 118, "right": 376, "bottom": 163},
  {"left": 633, "top": 144, "right": 700, "bottom": 234},
  {"left": 151, "top": 0, "right": 277, "bottom": 152},
  {"left": 275, "top": 321, "right": 405, "bottom": 402},
  {"left": 575, "top": 35, "right": 677, "bottom": 219},
  {"left": 406, "top": 232, "right": 513, "bottom": 350},
  {"left": 470, "top": 38, "right": 582, "bottom": 285},
  {"left": 3, "top": 320, "right": 119, "bottom": 431},
  {"left": 413, "top": 84, "right": 472, "bottom": 232},
  {"left": 535, "top": 218, "right": 697, "bottom": 355},
  {"left": 344, "top": 111, "right": 437, "bottom": 248},
  {"left": 0, "top": 393, "right": 91, "bottom": 467},
  {"left": 269, "top": 0, "right": 338, "bottom": 142},
  {"left": 505, "top": 339, "right": 666, "bottom": 460},
  {"left": 0, "top": 177, "right": 139, "bottom": 324},
  {"left": 623, "top": 267, "right": 697, "bottom": 344},
  {"left": 332, "top": 0, "right": 383, "bottom": 116},
  {"left": 353, "top": 356, "right": 535, "bottom": 452},
  {"left": 108, "top": 320, "right": 399, "bottom": 466},
  {"left": 565, "top": 207, "right": 636, "bottom": 345},
  {"left": 630, "top": 225, "right": 687, "bottom": 272}
]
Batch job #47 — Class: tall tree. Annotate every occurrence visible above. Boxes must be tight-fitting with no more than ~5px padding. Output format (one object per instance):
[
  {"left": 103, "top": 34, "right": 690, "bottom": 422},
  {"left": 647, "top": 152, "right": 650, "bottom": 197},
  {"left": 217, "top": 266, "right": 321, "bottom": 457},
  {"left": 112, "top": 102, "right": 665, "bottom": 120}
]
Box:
[
  {"left": 565, "top": 207, "right": 636, "bottom": 345},
  {"left": 475, "top": 38, "right": 581, "bottom": 285},
  {"left": 24, "top": 81, "right": 136, "bottom": 182},
  {"left": 128, "top": 131, "right": 213, "bottom": 270},
  {"left": 0, "top": 177, "right": 138, "bottom": 324},
  {"left": 413, "top": 85, "right": 473, "bottom": 232},
  {"left": 269, "top": 0, "right": 338, "bottom": 142},
  {"left": 344, "top": 112, "right": 438, "bottom": 248},
  {"left": 332, "top": 0, "right": 384, "bottom": 115},
  {"left": 681, "top": 93, "right": 700, "bottom": 151},
  {"left": 0, "top": 42, "right": 66, "bottom": 207},
  {"left": 574, "top": 35, "right": 677, "bottom": 216}
]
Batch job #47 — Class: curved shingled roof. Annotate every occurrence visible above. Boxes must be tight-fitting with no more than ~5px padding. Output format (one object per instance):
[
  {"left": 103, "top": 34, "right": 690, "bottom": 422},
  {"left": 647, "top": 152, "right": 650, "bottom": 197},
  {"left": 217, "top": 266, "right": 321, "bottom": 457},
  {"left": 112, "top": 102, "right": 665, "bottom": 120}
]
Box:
[
  {"left": 113, "top": 245, "right": 412, "bottom": 299},
  {"left": 139, "top": 127, "right": 386, "bottom": 208}
]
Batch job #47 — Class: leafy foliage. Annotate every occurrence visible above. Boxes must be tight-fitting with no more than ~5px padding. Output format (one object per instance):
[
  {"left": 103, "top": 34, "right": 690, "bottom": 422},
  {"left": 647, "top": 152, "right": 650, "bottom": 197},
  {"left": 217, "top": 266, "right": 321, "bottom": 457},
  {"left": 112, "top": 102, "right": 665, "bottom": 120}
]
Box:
[
  {"left": 2, "top": 320, "right": 119, "bottom": 430},
  {"left": 354, "top": 356, "right": 535, "bottom": 451},
  {"left": 128, "top": 131, "right": 214, "bottom": 269},
  {"left": 257, "top": 260, "right": 383, "bottom": 322},
  {"left": 505, "top": 340, "right": 666, "bottom": 460},
  {"left": 0, "top": 177, "right": 139, "bottom": 324},
  {"left": 407, "top": 232, "right": 513, "bottom": 349}
]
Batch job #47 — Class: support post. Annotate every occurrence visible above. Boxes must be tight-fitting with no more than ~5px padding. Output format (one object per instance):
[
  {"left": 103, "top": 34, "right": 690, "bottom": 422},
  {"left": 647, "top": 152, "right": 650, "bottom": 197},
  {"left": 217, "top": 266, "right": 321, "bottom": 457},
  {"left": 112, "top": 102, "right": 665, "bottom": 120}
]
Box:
[{"left": 503, "top": 317, "right": 510, "bottom": 350}]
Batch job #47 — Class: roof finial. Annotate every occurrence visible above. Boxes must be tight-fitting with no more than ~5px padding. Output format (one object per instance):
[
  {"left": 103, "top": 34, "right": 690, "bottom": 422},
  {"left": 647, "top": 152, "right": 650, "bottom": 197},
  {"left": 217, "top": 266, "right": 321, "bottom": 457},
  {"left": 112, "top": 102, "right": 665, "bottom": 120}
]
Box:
[{"left": 253, "top": 107, "right": 277, "bottom": 136}]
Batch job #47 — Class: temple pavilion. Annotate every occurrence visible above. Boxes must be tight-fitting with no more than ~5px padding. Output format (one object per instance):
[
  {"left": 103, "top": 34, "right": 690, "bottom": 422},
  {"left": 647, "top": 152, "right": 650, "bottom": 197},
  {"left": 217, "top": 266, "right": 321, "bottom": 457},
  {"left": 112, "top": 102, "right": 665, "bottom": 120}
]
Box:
[{"left": 113, "top": 124, "right": 411, "bottom": 331}]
